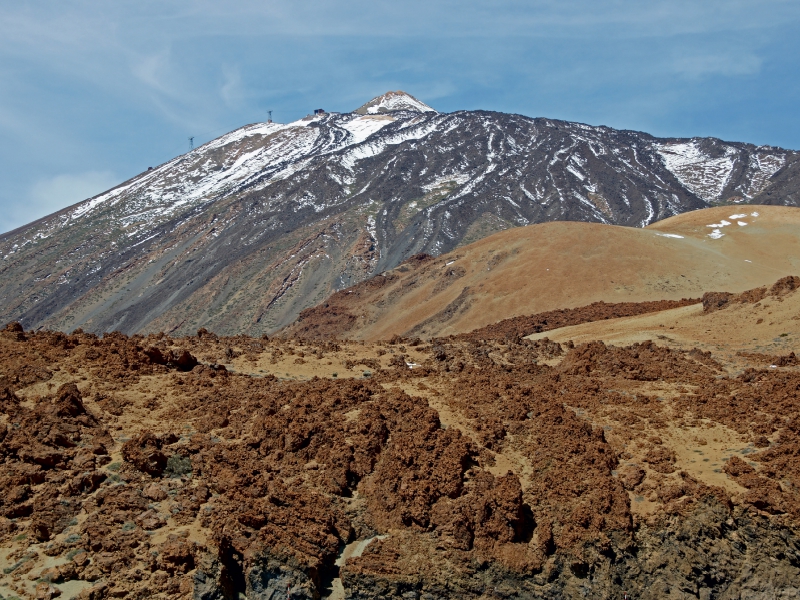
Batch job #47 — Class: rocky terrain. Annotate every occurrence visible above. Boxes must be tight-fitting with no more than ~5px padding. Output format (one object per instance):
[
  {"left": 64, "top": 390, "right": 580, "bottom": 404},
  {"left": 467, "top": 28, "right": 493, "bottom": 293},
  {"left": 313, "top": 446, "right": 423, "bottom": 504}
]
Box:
[
  {"left": 1, "top": 93, "right": 799, "bottom": 338},
  {"left": 1, "top": 275, "right": 800, "bottom": 599}
]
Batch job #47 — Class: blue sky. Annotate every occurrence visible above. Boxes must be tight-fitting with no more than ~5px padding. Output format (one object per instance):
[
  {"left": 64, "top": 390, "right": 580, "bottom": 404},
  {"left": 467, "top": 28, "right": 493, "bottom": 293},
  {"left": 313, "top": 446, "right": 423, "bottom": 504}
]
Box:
[{"left": 1, "top": 0, "right": 799, "bottom": 233}]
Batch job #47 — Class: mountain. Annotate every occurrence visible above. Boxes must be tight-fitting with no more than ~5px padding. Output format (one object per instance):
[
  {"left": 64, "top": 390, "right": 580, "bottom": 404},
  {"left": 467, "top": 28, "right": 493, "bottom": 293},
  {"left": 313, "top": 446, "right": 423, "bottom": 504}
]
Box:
[
  {"left": 354, "top": 90, "right": 436, "bottom": 114},
  {"left": 281, "top": 205, "right": 800, "bottom": 340},
  {"left": 1, "top": 91, "right": 799, "bottom": 336}
]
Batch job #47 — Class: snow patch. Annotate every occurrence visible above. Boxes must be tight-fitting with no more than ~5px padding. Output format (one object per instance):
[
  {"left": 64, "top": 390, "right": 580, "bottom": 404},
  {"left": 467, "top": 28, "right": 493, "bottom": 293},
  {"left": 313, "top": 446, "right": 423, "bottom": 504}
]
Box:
[
  {"left": 744, "top": 153, "right": 786, "bottom": 197},
  {"left": 657, "top": 141, "right": 736, "bottom": 202},
  {"left": 339, "top": 117, "right": 443, "bottom": 171},
  {"left": 641, "top": 198, "right": 655, "bottom": 227},
  {"left": 655, "top": 233, "right": 684, "bottom": 239},
  {"left": 520, "top": 183, "right": 539, "bottom": 203},
  {"left": 60, "top": 119, "right": 326, "bottom": 235},
  {"left": 708, "top": 229, "right": 725, "bottom": 239},
  {"left": 422, "top": 172, "right": 470, "bottom": 192},
  {"left": 341, "top": 115, "right": 395, "bottom": 144}
]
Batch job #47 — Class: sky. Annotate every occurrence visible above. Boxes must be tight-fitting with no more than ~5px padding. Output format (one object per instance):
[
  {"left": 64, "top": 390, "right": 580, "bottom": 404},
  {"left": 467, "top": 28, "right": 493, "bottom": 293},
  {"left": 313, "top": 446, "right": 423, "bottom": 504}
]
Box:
[{"left": 1, "top": 0, "right": 799, "bottom": 234}]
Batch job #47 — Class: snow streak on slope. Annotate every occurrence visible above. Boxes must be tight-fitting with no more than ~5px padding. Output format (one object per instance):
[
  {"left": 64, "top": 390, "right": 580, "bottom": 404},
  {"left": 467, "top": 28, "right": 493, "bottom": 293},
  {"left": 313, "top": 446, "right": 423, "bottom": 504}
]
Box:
[
  {"left": 56, "top": 111, "right": 435, "bottom": 242},
  {"left": 743, "top": 152, "right": 787, "bottom": 198},
  {"left": 61, "top": 119, "right": 325, "bottom": 238},
  {"left": 338, "top": 115, "right": 447, "bottom": 172}
]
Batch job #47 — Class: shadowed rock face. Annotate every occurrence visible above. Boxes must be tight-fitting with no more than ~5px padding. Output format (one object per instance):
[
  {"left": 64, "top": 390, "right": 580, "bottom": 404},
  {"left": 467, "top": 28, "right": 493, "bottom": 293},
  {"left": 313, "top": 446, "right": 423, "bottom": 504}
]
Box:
[{"left": 1, "top": 93, "right": 798, "bottom": 337}]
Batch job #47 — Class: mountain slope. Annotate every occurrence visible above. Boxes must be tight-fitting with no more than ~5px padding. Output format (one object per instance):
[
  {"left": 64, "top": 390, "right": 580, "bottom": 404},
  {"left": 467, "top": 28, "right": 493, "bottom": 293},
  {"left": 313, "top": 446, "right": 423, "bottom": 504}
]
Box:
[
  {"left": 1, "top": 92, "right": 799, "bottom": 336},
  {"left": 282, "top": 205, "right": 800, "bottom": 340}
]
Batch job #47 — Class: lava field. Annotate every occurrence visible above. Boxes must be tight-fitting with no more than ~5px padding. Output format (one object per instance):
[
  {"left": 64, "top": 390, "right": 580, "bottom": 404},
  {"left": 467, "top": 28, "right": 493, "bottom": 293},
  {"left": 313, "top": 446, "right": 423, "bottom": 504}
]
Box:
[{"left": 1, "top": 285, "right": 800, "bottom": 599}]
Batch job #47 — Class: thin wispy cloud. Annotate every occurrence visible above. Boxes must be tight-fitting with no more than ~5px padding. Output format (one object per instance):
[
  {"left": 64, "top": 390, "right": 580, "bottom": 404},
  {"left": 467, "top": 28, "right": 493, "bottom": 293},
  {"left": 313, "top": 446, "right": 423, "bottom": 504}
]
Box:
[
  {"left": 30, "top": 171, "right": 119, "bottom": 211},
  {"left": 220, "top": 65, "right": 244, "bottom": 109},
  {"left": 671, "top": 53, "right": 763, "bottom": 79},
  {"left": 131, "top": 52, "right": 177, "bottom": 97},
  {"left": 0, "top": 171, "right": 118, "bottom": 234}
]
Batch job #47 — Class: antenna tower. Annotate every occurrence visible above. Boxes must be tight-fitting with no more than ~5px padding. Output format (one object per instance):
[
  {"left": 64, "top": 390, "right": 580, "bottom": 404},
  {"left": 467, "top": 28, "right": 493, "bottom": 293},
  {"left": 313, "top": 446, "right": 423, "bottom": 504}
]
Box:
[
  {"left": 188, "top": 136, "right": 194, "bottom": 151},
  {"left": 268, "top": 110, "right": 273, "bottom": 123}
]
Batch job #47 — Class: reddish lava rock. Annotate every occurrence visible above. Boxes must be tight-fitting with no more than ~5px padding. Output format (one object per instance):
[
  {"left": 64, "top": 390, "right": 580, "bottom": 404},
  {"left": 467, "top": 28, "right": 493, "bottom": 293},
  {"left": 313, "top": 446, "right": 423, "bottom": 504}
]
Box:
[{"left": 1, "top": 285, "right": 800, "bottom": 599}]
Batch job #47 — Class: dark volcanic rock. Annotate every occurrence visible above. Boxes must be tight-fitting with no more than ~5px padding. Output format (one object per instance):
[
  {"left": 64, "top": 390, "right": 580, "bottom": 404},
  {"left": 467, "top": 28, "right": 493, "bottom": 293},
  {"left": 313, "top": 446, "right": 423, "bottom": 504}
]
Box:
[{"left": 343, "top": 499, "right": 800, "bottom": 599}]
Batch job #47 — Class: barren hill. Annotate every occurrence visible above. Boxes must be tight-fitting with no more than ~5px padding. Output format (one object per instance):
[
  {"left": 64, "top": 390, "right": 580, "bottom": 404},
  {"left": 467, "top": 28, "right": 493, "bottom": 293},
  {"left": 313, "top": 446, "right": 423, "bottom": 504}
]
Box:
[
  {"left": 1, "top": 92, "right": 799, "bottom": 337},
  {"left": 283, "top": 205, "right": 800, "bottom": 340}
]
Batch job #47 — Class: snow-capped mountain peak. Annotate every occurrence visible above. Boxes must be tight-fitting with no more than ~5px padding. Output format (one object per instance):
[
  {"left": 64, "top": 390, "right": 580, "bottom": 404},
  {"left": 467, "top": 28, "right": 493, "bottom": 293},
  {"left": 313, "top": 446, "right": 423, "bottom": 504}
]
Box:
[
  {"left": 1, "top": 99, "right": 797, "bottom": 339},
  {"left": 354, "top": 90, "right": 437, "bottom": 115}
]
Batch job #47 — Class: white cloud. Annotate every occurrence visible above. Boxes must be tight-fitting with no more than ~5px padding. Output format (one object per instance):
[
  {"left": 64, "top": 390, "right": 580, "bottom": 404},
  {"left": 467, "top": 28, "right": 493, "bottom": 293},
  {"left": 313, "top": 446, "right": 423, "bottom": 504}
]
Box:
[
  {"left": 30, "top": 171, "right": 119, "bottom": 211},
  {"left": 2, "top": 171, "right": 118, "bottom": 233},
  {"left": 220, "top": 64, "right": 243, "bottom": 108},
  {"left": 131, "top": 52, "right": 175, "bottom": 95},
  {"left": 671, "top": 52, "right": 763, "bottom": 79}
]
